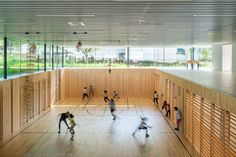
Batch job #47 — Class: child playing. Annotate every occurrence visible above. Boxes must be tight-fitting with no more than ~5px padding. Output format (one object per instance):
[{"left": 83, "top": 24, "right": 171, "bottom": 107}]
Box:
[
  {"left": 68, "top": 113, "right": 76, "bottom": 141},
  {"left": 174, "top": 107, "right": 181, "bottom": 130},
  {"left": 103, "top": 90, "right": 110, "bottom": 103},
  {"left": 162, "top": 100, "right": 167, "bottom": 111},
  {"left": 112, "top": 91, "right": 120, "bottom": 100},
  {"left": 82, "top": 87, "right": 89, "bottom": 100},
  {"left": 132, "top": 116, "right": 152, "bottom": 137},
  {"left": 89, "top": 85, "right": 94, "bottom": 97},
  {"left": 153, "top": 91, "right": 159, "bottom": 105},
  {"left": 166, "top": 104, "right": 171, "bottom": 117},
  {"left": 109, "top": 99, "right": 117, "bottom": 120},
  {"left": 58, "top": 111, "right": 70, "bottom": 133}
]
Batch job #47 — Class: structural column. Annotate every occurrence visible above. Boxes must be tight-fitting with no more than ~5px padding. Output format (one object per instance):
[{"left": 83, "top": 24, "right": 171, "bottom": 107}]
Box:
[
  {"left": 62, "top": 47, "right": 64, "bottom": 68},
  {"left": 44, "top": 43, "right": 47, "bottom": 71},
  {"left": 3, "top": 36, "right": 7, "bottom": 79},
  {"left": 212, "top": 44, "right": 223, "bottom": 71},
  {"left": 127, "top": 47, "right": 130, "bottom": 67},
  {"left": 232, "top": 41, "right": 236, "bottom": 73},
  {"left": 56, "top": 46, "right": 59, "bottom": 69},
  {"left": 52, "top": 45, "right": 54, "bottom": 70}
]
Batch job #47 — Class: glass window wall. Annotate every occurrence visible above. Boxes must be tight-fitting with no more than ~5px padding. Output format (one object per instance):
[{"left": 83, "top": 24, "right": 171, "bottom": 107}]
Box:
[
  {"left": 0, "top": 37, "right": 3, "bottom": 79},
  {"left": 0, "top": 39, "right": 213, "bottom": 79}
]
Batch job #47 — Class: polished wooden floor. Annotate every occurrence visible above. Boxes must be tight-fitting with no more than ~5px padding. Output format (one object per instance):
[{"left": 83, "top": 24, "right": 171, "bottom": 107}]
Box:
[{"left": 0, "top": 98, "right": 190, "bottom": 157}]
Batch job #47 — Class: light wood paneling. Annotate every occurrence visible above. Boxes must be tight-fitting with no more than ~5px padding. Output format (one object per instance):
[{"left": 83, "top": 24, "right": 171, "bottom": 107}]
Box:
[
  {"left": 0, "top": 80, "right": 12, "bottom": 140},
  {"left": 159, "top": 79, "right": 236, "bottom": 157},
  {"left": 0, "top": 71, "right": 58, "bottom": 146},
  {"left": 63, "top": 68, "right": 155, "bottom": 99},
  {"left": 155, "top": 69, "right": 236, "bottom": 115},
  {"left": 183, "top": 91, "right": 236, "bottom": 157},
  {"left": 12, "top": 78, "right": 21, "bottom": 133},
  {"left": 156, "top": 69, "right": 236, "bottom": 157},
  {"left": 60, "top": 69, "right": 66, "bottom": 100}
]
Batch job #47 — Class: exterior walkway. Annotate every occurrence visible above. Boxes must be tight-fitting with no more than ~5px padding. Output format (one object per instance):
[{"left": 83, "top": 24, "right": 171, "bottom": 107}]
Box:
[{"left": 159, "top": 68, "right": 236, "bottom": 97}]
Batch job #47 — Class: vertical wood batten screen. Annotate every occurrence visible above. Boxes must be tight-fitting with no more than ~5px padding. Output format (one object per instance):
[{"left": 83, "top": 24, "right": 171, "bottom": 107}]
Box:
[
  {"left": 185, "top": 90, "right": 193, "bottom": 143},
  {"left": 201, "top": 98, "right": 211, "bottom": 156},
  {"left": 166, "top": 80, "right": 177, "bottom": 121},
  {"left": 227, "top": 112, "right": 236, "bottom": 156},
  {"left": 172, "top": 83, "right": 177, "bottom": 121},
  {"left": 184, "top": 90, "right": 236, "bottom": 157},
  {"left": 193, "top": 94, "right": 201, "bottom": 153}
]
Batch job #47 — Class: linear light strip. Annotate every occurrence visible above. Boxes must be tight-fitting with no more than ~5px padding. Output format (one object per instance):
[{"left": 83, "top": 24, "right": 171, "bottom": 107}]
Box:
[
  {"left": 80, "top": 22, "right": 86, "bottom": 26},
  {"left": 36, "top": 14, "right": 95, "bottom": 17},
  {"left": 194, "top": 15, "right": 236, "bottom": 17},
  {"left": 0, "top": 22, "right": 36, "bottom": 25}
]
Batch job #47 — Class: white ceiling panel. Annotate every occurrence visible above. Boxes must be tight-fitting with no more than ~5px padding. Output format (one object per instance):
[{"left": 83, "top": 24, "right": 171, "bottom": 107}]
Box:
[{"left": 0, "top": 0, "right": 236, "bottom": 47}]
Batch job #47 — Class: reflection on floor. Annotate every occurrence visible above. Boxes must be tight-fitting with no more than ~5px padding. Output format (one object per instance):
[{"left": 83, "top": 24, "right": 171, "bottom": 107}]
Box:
[{"left": 0, "top": 98, "right": 190, "bottom": 157}]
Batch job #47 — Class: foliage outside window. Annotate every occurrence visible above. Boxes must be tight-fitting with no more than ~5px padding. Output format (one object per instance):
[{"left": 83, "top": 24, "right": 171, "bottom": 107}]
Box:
[
  {"left": 63, "top": 46, "right": 212, "bottom": 68},
  {"left": 0, "top": 41, "right": 213, "bottom": 79},
  {"left": 64, "top": 47, "right": 127, "bottom": 67},
  {"left": 7, "top": 40, "right": 22, "bottom": 76},
  {"left": 0, "top": 38, "right": 3, "bottom": 78},
  {"left": 7, "top": 40, "right": 44, "bottom": 77}
]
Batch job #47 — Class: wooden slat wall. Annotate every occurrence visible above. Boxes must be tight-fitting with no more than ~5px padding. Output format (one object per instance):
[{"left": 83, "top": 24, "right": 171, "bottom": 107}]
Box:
[
  {"left": 166, "top": 80, "right": 177, "bottom": 121},
  {"left": 184, "top": 91, "right": 236, "bottom": 157},
  {"left": 0, "top": 80, "right": 12, "bottom": 141},
  {"left": 227, "top": 112, "right": 236, "bottom": 156},
  {"left": 185, "top": 90, "right": 193, "bottom": 143},
  {"left": 63, "top": 68, "right": 155, "bottom": 98},
  {"left": 200, "top": 98, "right": 211, "bottom": 156},
  {"left": 155, "top": 69, "right": 236, "bottom": 116},
  {"left": 156, "top": 69, "right": 236, "bottom": 157},
  {"left": 0, "top": 71, "right": 58, "bottom": 146},
  {"left": 157, "top": 77, "right": 165, "bottom": 109},
  {"left": 192, "top": 94, "right": 201, "bottom": 153}
]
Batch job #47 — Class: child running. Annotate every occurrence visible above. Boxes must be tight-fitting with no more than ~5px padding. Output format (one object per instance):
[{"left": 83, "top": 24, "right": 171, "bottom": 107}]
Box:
[
  {"left": 82, "top": 87, "right": 89, "bottom": 100},
  {"left": 109, "top": 99, "right": 117, "bottom": 120},
  {"left": 68, "top": 113, "right": 76, "bottom": 141},
  {"left": 132, "top": 116, "right": 152, "bottom": 137}
]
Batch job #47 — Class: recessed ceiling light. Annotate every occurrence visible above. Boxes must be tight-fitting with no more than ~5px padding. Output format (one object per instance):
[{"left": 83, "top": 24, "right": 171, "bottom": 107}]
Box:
[
  {"left": 73, "top": 32, "right": 77, "bottom": 34},
  {"left": 80, "top": 22, "right": 85, "bottom": 26},
  {"left": 36, "top": 14, "right": 95, "bottom": 17},
  {"left": 128, "top": 37, "right": 138, "bottom": 41},
  {"left": 36, "top": 32, "right": 40, "bottom": 34},
  {"left": 25, "top": 32, "right": 29, "bottom": 35},
  {"left": 138, "top": 19, "right": 146, "bottom": 23},
  {"left": 100, "top": 41, "right": 107, "bottom": 44},
  {"left": 68, "top": 22, "right": 75, "bottom": 26}
]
